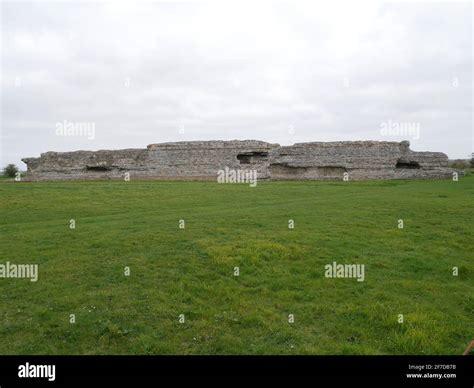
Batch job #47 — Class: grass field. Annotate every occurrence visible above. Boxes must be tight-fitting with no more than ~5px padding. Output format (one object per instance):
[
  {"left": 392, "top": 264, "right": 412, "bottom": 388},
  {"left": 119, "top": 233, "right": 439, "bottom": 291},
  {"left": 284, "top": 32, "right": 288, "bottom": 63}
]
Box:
[{"left": 0, "top": 174, "right": 472, "bottom": 355}]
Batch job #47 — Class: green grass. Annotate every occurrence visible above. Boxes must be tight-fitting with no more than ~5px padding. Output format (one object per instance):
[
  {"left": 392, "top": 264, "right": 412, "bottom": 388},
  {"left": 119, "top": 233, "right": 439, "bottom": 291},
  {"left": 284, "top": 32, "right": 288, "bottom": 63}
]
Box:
[{"left": 0, "top": 175, "right": 472, "bottom": 355}]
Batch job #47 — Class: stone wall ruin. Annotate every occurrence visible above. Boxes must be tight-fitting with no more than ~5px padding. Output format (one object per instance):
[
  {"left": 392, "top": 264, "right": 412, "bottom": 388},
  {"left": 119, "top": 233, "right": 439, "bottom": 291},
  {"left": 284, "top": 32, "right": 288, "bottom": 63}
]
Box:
[{"left": 21, "top": 140, "right": 457, "bottom": 181}]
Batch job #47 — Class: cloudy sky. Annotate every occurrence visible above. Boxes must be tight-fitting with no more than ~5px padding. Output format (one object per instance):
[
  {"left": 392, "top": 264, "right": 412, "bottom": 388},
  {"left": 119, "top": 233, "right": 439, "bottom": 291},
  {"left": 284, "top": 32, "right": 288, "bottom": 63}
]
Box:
[{"left": 1, "top": 0, "right": 472, "bottom": 167}]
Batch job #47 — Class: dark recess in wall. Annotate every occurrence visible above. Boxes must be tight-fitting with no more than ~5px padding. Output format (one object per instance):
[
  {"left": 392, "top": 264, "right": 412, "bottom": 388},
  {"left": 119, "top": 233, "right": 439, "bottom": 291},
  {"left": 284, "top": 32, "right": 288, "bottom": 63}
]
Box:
[
  {"left": 396, "top": 160, "right": 420, "bottom": 169},
  {"left": 237, "top": 152, "right": 269, "bottom": 164}
]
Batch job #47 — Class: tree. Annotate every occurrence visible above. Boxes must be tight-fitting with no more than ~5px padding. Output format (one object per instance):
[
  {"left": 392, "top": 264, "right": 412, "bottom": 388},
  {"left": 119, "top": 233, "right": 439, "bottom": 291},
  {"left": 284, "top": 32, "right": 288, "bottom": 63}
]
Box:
[{"left": 3, "top": 164, "right": 19, "bottom": 178}]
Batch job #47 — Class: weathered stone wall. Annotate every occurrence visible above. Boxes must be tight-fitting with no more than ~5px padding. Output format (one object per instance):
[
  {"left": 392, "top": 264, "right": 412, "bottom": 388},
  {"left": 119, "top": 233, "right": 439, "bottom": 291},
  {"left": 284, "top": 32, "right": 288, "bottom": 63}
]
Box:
[{"left": 22, "top": 140, "right": 457, "bottom": 181}]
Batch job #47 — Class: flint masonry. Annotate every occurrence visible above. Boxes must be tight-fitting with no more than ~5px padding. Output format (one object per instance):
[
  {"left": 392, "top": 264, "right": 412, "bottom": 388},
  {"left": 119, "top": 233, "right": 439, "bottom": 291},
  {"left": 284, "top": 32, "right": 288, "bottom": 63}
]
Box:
[{"left": 22, "top": 140, "right": 457, "bottom": 181}]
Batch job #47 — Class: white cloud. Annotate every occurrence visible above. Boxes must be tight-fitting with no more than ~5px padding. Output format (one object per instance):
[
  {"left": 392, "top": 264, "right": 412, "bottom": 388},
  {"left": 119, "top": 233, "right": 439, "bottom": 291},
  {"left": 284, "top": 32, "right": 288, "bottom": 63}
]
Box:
[{"left": 1, "top": 0, "right": 472, "bottom": 168}]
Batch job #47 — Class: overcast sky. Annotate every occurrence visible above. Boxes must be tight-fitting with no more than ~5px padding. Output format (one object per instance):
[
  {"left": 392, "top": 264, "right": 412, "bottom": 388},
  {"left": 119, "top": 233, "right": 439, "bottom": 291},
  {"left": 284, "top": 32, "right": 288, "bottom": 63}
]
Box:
[{"left": 1, "top": 0, "right": 472, "bottom": 167}]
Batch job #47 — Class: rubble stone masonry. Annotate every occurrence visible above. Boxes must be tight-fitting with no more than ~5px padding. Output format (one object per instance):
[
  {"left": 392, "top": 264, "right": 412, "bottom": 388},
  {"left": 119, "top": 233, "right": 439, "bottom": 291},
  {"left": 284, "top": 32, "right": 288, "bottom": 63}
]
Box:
[{"left": 22, "top": 140, "right": 457, "bottom": 181}]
